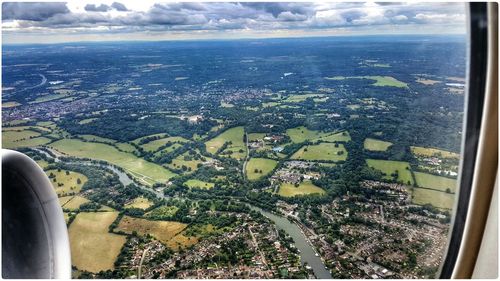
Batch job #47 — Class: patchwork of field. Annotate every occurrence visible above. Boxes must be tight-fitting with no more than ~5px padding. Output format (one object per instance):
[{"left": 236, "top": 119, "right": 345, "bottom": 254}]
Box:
[
  {"left": 69, "top": 212, "right": 126, "bottom": 273},
  {"left": 141, "top": 136, "right": 188, "bottom": 152},
  {"left": 325, "top": 75, "right": 408, "bottom": 88},
  {"left": 124, "top": 197, "right": 154, "bottom": 210},
  {"left": 116, "top": 216, "right": 187, "bottom": 245},
  {"left": 46, "top": 169, "right": 87, "bottom": 196},
  {"left": 245, "top": 158, "right": 277, "bottom": 180},
  {"left": 364, "top": 138, "right": 393, "bottom": 151},
  {"left": 49, "top": 139, "right": 176, "bottom": 185},
  {"left": 411, "top": 187, "right": 455, "bottom": 210},
  {"left": 278, "top": 181, "right": 326, "bottom": 197},
  {"left": 410, "top": 146, "right": 460, "bottom": 159},
  {"left": 286, "top": 126, "right": 350, "bottom": 143},
  {"left": 414, "top": 172, "right": 457, "bottom": 193},
  {"left": 204, "top": 126, "right": 246, "bottom": 159},
  {"left": 291, "top": 143, "right": 348, "bottom": 162},
  {"left": 184, "top": 179, "right": 215, "bottom": 189},
  {"left": 366, "top": 159, "right": 414, "bottom": 185},
  {"left": 2, "top": 129, "right": 51, "bottom": 149}
]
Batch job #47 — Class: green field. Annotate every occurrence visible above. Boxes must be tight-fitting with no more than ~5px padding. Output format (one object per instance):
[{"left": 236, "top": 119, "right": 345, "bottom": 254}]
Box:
[
  {"left": 146, "top": 205, "right": 179, "bottom": 218},
  {"left": 78, "top": 134, "right": 116, "bottom": 144},
  {"left": 78, "top": 118, "right": 97, "bottom": 125},
  {"left": 2, "top": 101, "right": 21, "bottom": 108},
  {"left": 62, "top": 196, "right": 91, "bottom": 210},
  {"left": 154, "top": 143, "right": 183, "bottom": 156},
  {"left": 248, "top": 133, "right": 266, "bottom": 142},
  {"left": 286, "top": 126, "right": 324, "bottom": 143},
  {"left": 167, "top": 153, "right": 204, "bottom": 173},
  {"left": 366, "top": 159, "right": 414, "bottom": 185},
  {"left": 46, "top": 169, "right": 87, "bottom": 196},
  {"left": 411, "top": 187, "right": 455, "bottom": 210},
  {"left": 364, "top": 138, "right": 393, "bottom": 151},
  {"left": 286, "top": 126, "right": 350, "bottom": 143},
  {"left": 291, "top": 143, "right": 348, "bottom": 162},
  {"left": 205, "top": 126, "right": 246, "bottom": 159},
  {"left": 414, "top": 172, "right": 457, "bottom": 193},
  {"left": 184, "top": 179, "right": 215, "bottom": 189},
  {"left": 283, "top": 94, "right": 326, "bottom": 103},
  {"left": 315, "top": 131, "right": 351, "bottom": 142},
  {"left": 410, "top": 146, "right": 460, "bottom": 159},
  {"left": 325, "top": 76, "right": 408, "bottom": 88},
  {"left": 124, "top": 196, "right": 154, "bottom": 210},
  {"left": 245, "top": 158, "right": 277, "bottom": 180},
  {"left": 69, "top": 212, "right": 126, "bottom": 272},
  {"left": 131, "top": 133, "right": 167, "bottom": 144},
  {"left": 115, "top": 142, "right": 137, "bottom": 153},
  {"left": 278, "top": 181, "right": 326, "bottom": 197},
  {"left": 50, "top": 139, "right": 176, "bottom": 185},
  {"left": 141, "top": 136, "right": 188, "bottom": 152},
  {"left": 116, "top": 216, "right": 187, "bottom": 245},
  {"left": 2, "top": 129, "right": 51, "bottom": 149}
]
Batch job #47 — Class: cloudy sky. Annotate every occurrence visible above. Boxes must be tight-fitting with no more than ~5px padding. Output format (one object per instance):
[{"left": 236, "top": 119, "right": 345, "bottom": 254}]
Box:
[{"left": 2, "top": 1, "right": 467, "bottom": 44}]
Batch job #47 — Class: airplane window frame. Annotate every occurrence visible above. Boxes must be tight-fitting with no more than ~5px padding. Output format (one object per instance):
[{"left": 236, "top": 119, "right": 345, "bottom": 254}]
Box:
[{"left": 439, "top": 2, "right": 493, "bottom": 278}]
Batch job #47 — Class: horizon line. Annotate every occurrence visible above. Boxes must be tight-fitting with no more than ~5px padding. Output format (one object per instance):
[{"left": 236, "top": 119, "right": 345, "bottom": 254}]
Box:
[{"left": 2, "top": 32, "right": 467, "bottom": 46}]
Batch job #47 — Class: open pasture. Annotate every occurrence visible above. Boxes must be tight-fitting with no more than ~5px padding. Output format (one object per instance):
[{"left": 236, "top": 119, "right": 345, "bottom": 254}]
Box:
[
  {"left": 366, "top": 159, "right": 414, "bottom": 185},
  {"left": 411, "top": 188, "right": 455, "bottom": 210},
  {"left": 141, "top": 136, "right": 188, "bottom": 152},
  {"left": 124, "top": 196, "right": 154, "bottom": 210},
  {"left": 166, "top": 152, "right": 204, "bottom": 173},
  {"left": 184, "top": 179, "right": 215, "bottom": 189},
  {"left": 61, "top": 196, "right": 91, "bottom": 210},
  {"left": 414, "top": 172, "right": 457, "bottom": 193},
  {"left": 245, "top": 158, "right": 277, "bottom": 180},
  {"left": 278, "top": 181, "right": 326, "bottom": 197},
  {"left": 410, "top": 146, "right": 460, "bottom": 159},
  {"left": 291, "top": 143, "right": 347, "bottom": 162},
  {"left": 78, "top": 134, "right": 116, "bottom": 144},
  {"left": 283, "top": 94, "right": 326, "bottom": 103},
  {"left": 46, "top": 169, "right": 87, "bottom": 196},
  {"left": 2, "top": 129, "right": 51, "bottom": 149},
  {"left": 364, "top": 138, "right": 393, "bottom": 151},
  {"left": 325, "top": 76, "right": 408, "bottom": 88},
  {"left": 69, "top": 212, "right": 126, "bottom": 273},
  {"left": 205, "top": 126, "right": 246, "bottom": 159},
  {"left": 50, "top": 139, "right": 176, "bottom": 185},
  {"left": 116, "top": 216, "right": 187, "bottom": 244}
]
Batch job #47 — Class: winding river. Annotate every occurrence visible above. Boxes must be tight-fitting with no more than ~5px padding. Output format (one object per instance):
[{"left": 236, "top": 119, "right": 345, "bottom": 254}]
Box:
[
  {"left": 249, "top": 206, "right": 332, "bottom": 279},
  {"left": 35, "top": 148, "right": 332, "bottom": 278}
]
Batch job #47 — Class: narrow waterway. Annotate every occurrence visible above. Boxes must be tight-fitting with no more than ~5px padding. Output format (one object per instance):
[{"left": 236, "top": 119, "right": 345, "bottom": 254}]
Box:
[{"left": 249, "top": 206, "right": 332, "bottom": 279}]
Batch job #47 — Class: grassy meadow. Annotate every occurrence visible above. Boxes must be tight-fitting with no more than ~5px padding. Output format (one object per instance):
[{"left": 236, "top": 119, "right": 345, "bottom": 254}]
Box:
[
  {"left": 46, "top": 169, "right": 87, "bottom": 196},
  {"left": 366, "top": 159, "right": 414, "bottom": 185},
  {"left": 69, "top": 212, "right": 126, "bottom": 272},
  {"left": 50, "top": 139, "right": 176, "bottom": 185},
  {"left": 414, "top": 172, "right": 457, "bottom": 193},
  {"left": 364, "top": 138, "right": 393, "bottom": 151},
  {"left": 291, "top": 143, "right": 348, "bottom": 162},
  {"left": 278, "top": 181, "right": 326, "bottom": 197},
  {"left": 205, "top": 126, "right": 246, "bottom": 159},
  {"left": 245, "top": 158, "right": 277, "bottom": 180}
]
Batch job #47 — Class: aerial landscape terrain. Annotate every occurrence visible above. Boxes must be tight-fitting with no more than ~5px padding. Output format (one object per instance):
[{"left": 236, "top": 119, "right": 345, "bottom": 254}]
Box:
[
  {"left": 1, "top": 0, "right": 468, "bottom": 274},
  {"left": 2, "top": 34, "right": 465, "bottom": 279}
]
